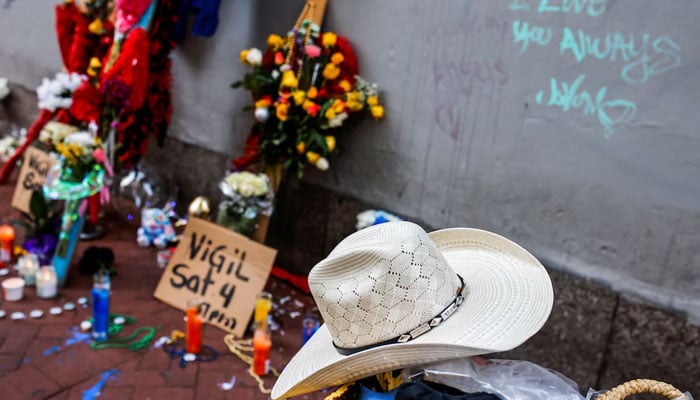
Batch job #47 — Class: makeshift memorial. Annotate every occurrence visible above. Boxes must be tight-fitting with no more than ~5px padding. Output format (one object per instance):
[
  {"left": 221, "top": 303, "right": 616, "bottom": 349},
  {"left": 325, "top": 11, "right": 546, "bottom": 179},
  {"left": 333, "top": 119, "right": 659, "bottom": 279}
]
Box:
[
  {"left": 216, "top": 171, "right": 274, "bottom": 239},
  {"left": 231, "top": 0, "right": 384, "bottom": 177},
  {"left": 271, "top": 221, "right": 554, "bottom": 399},
  {"left": 35, "top": 266, "right": 58, "bottom": 299},
  {"left": 137, "top": 207, "right": 176, "bottom": 248},
  {"left": 43, "top": 129, "right": 105, "bottom": 286},
  {"left": 185, "top": 298, "right": 204, "bottom": 354}
]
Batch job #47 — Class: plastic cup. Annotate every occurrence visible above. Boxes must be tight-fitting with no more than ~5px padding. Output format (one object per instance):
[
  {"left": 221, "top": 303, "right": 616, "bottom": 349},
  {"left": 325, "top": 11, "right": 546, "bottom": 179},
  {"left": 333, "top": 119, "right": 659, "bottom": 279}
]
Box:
[{"left": 2, "top": 278, "right": 25, "bottom": 301}]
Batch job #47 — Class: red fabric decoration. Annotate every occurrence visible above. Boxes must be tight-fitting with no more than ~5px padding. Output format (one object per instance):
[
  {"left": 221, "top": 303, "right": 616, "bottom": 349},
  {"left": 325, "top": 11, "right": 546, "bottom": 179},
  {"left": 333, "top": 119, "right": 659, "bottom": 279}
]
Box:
[
  {"left": 233, "top": 131, "right": 262, "bottom": 169},
  {"left": 101, "top": 28, "right": 151, "bottom": 111},
  {"left": 55, "top": 3, "right": 78, "bottom": 68},
  {"left": 69, "top": 81, "right": 104, "bottom": 124}
]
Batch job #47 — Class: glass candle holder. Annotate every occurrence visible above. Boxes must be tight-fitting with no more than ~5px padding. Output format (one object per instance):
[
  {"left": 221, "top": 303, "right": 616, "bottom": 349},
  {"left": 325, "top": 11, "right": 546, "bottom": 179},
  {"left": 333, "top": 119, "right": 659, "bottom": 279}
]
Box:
[
  {"left": 18, "top": 254, "right": 40, "bottom": 286},
  {"left": 35, "top": 266, "right": 58, "bottom": 299},
  {"left": 91, "top": 269, "right": 111, "bottom": 342},
  {"left": 0, "top": 223, "right": 15, "bottom": 264},
  {"left": 185, "top": 298, "right": 203, "bottom": 354}
]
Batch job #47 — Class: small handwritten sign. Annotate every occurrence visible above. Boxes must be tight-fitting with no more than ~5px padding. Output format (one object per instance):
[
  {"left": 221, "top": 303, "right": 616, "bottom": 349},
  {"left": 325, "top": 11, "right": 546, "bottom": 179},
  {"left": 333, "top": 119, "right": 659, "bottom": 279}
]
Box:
[
  {"left": 154, "top": 218, "right": 277, "bottom": 336},
  {"left": 11, "top": 146, "right": 56, "bottom": 214}
]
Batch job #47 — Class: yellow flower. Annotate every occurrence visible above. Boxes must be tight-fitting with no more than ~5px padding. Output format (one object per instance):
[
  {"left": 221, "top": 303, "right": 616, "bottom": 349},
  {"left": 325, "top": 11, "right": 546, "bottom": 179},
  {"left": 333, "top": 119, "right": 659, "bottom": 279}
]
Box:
[
  {"left": 87, "top": 57, "right": 101, "bottom": 77},
  {"left": 240, "top": 49, "right": 249, "bottom": 64},
  {"left": 347, "top": 99, "right": 363, "bottom": 112},
  {"left": 325, "top": 107, "right": 336, "bottom": 120},
  {"left": 367, "top": 95, "right": 379, "bottom": 106},
  {"left": 296, "top": 142, "right": 306, "bottom": 154},
  {"left": 332, "top": 99, "right": 345, "bottom": 113},
  {"left": 325, "top": 136, "right": 336, "bottom": 152},
  {"left": 276, "top": 102, "right": 289, "bottom": 121},
  {"left": 281, "top": 70, "right": 299, "bottom": 88},
  {"left": 370, "top": 105, "right": 384, "bottom": 120},
  {"left": 307, "top": 86, "right": 318, "bottom": 99},
  {"left": 323, "top": 63, "right": 340, "bottom": 80},
  {"left": 338, "top": 80, "right": 352, "bottom": 92},
  {"left": 292, "top": 90, "right": 306, "bottom": 106},
  {"left": 331, "top": 52, "right": 345, "bottom": 65},
  {"left": 88, "top": 19, "right": 104, "bottom": 34},
  {"left": 306, "top": 151, "right": 321, "bottom": 164},
  {"left": 267, "top": 34, "right": 285, "bottom": 51},
  {"left": 322, "top": 32, "right": 337, "bottom": 47}
]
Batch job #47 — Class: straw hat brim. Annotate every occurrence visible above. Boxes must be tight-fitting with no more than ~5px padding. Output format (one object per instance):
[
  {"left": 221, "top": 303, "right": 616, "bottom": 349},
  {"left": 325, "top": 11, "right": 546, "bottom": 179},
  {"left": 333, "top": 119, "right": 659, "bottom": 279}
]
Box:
[{"left": 272, "top": 227, "right": 553, "bottom": 399}]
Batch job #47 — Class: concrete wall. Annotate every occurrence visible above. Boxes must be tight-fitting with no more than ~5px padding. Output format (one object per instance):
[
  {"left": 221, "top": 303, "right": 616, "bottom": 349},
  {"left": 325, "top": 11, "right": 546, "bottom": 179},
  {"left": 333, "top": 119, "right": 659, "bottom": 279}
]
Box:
[{"left": 1, "top": 1, "right": 699, "bottom": 322}]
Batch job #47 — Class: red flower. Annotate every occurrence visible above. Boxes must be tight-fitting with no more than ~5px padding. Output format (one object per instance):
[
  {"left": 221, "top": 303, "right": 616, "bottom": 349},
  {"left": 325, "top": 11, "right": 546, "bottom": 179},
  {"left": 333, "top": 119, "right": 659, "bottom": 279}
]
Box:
[{"left": 69, "top": 82, "right": 103, "bottom": 123}]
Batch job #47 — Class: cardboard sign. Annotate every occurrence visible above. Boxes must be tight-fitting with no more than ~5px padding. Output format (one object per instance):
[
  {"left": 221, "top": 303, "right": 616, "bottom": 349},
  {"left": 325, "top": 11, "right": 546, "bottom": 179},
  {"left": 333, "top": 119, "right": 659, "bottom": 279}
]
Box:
[
  {"left": 154, "top": 218, "right": 277, "bottom": 336},
  {"left": 11, "top": 146, "right": 56, "bottom": 214}
]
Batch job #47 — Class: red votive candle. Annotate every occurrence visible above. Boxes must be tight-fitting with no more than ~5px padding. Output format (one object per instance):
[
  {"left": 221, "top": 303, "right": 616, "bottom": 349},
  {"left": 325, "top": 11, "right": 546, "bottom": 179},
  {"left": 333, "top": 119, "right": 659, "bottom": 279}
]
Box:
[
  {"left": 253, "top": 328, "right": 271, "bottom": 376},
  {"left": 185, "top": 300, "right": 203, "bottom": 354},
  {"left": 0, "top": 223, "right": 14, "bottom": 264}
]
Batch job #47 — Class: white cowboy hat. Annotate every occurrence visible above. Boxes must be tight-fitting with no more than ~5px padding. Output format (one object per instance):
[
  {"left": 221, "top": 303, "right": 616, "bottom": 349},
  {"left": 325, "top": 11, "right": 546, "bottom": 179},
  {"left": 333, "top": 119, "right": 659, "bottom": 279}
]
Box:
[{"left": 272, "top": 221, "right": 553, "bottom": 399}]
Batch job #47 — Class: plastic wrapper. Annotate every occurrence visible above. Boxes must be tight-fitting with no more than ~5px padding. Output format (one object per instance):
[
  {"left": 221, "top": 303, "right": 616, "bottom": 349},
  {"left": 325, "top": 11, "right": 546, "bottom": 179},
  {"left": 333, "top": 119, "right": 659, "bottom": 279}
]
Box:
[
  {"left": 404, "top": 358, "right": 584, "bottom": 400},
  {"left": 215, "top": 171, "right": 273, "bottom": 239},
  {"left": 110, "top": 161, "right": 176, "bottom": 225}
]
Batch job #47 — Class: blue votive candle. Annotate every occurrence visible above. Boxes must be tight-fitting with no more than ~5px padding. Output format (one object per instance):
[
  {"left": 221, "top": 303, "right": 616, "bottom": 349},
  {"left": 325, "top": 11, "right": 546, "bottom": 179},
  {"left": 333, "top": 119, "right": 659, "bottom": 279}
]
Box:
[{"left": 91, "top": 270, "right": 110, "bottom": 341}]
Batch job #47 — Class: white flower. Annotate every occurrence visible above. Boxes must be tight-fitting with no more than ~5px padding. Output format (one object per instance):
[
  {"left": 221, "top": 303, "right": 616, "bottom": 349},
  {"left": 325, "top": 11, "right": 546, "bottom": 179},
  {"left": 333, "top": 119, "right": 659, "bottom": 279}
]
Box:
[
  {"left": 328, "top": 112, "right": 348, "bottom": 128},
  {"left": 0, "top": 78, "right": 10, "bottom": 100},
  {"left": 271, "top": 69, "right": 280, "bottom": 79},
  {"left": 223, "top": 171, "right": 269, "bottom": 197},
  {"left": 246, "top": 48, "right": 263, "bottom": 66},
  {"left": 35, "top": 72, "right": 85, "bottom": 111},
  {"left": 0, "top": 136, "right": 18, "bottom": 162},
  {"left": 63, "top": 131, "right": 96, "bottom": 147},
  {"left": 315, "top": 157, "right": 329, "bottom": 171},
  {"left": 254, "top": 107, "right": 269, "bottom": 122},
  {"left": 39, "top": 121, "right": 78, "bottom": 143}
]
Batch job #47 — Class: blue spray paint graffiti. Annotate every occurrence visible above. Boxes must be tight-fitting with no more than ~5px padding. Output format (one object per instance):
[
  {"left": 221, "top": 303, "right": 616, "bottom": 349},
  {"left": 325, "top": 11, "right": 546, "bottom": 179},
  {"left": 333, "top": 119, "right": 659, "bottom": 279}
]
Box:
[
  {"left": 513, "top": 20, "right": 553, "bottom": 53},
  {"left": 509, "top": 0, "right": 681, "bottom": 136},
  {"left": 82, "top": 369, "right": 120, "bottom": 400},
  {"left": 559, "top": 28, "right": 682, "bottom": 84},
  {"left": 535, "top": 74, "right": 637, "bottom": 138}
]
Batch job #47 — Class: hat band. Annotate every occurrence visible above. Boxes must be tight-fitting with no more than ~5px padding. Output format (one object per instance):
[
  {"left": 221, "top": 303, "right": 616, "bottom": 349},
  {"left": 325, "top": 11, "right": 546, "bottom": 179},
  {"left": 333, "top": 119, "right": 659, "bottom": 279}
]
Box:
[{"left": 333, "top": 274, "right": 465, "bottom": 356}]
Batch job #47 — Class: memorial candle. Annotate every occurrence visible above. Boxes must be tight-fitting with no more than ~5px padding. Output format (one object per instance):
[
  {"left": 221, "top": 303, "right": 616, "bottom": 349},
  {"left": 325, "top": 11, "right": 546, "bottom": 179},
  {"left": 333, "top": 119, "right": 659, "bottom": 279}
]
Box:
[
  {"left": 35, "top": 266, "right": 57, "bottom": 299},
  {"left": 0, "top": 223, "right": 14, "bottom": 264},
  {"left": 185, "top": 299, "right": 203, "bottom": 354},
  {"left": 91, "top": 270, "right": 110, "bottom": 342},
  {"left": 252, "top": 328, "right": 271, "bottom": 376}
]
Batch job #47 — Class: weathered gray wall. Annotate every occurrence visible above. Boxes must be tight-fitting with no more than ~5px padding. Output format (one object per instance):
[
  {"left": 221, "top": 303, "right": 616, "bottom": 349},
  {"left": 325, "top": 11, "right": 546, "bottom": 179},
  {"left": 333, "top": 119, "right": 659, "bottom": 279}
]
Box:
[{"left": 1, "top": 1, "right": 699, "bottom": 322}]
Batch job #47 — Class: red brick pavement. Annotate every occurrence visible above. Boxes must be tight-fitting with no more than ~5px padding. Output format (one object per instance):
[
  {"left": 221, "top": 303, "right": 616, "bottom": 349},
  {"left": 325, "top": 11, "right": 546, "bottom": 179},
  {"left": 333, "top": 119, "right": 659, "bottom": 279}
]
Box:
[{"left": 0, "top": 174, "right": 326, "bottom": 400}]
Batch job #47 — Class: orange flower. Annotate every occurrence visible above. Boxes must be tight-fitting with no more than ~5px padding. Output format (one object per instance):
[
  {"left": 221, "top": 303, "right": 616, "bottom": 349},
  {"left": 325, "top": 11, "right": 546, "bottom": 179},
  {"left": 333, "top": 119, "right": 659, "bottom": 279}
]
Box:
[
  {"left": 274, "top": 51, "right": 285, "bottom": 65},
  {"left": 296, "top": 142, "right": 306, "bottom": 154},
  {"left": 307, "top": 86, "right": 318, "bottom": 99},
  {"left": 276, "top": 102, "right": 290, "bottom": 121},
  {"left": 303, "top": 100, "right": 321, "bottom": 116},
  {"left": 323, "top": 63, "right": 340, "bottom": 80},
  {"left": 239, "top": 49, "right": 249, "bottom": 63},
  {"left": 255, "top": 98, "right": 272, "bottom": 109},
  {"left": 331, "top": 52, "right": 345, "bottom": 65},
  {"left": 332, "top": 99, "right": 346, "bottom": 113}
]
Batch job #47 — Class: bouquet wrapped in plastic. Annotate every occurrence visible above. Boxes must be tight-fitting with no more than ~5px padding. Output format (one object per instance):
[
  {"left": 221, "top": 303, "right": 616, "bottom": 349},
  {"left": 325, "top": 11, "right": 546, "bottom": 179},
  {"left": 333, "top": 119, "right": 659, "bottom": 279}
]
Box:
[{"left": 215, "top": 171, "right": 274, "bottom": 238}]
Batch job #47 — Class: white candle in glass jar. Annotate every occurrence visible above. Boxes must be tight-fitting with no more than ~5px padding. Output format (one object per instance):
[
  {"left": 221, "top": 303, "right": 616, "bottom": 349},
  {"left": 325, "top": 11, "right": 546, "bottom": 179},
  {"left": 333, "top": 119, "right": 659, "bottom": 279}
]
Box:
[
  {"left": 35, "top": 266, "right": 57, "bottom": 299},
  {"left": 18, "top": 254, "right": 40, "bottom": 286}
]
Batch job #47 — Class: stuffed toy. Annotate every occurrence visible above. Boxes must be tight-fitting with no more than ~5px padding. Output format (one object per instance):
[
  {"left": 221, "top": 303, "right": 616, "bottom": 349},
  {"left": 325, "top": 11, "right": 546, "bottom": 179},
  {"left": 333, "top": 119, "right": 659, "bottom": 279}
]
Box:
[{"left": 137, "top": 207, "right": 176, "bottom": 249}]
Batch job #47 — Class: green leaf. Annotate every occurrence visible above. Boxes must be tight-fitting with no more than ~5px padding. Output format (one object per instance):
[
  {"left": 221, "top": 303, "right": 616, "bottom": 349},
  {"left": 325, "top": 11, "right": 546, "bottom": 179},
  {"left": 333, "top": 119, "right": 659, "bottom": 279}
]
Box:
[{"left": 231, "top": 81, "right": 243, "bottom": 89}]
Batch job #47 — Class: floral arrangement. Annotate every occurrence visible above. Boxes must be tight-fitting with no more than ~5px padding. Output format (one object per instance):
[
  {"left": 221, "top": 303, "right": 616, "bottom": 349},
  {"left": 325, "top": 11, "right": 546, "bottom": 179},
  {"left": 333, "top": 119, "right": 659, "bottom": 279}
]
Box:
[
  {"left": 0, "top": 126, "right": 26, "bottom": 163},
  {"left": 39, "top": 123, "right": 105, "bottom": 184},
  {"left": 232, "top": 22, "right": 384, "bottom": 176},
  {"left": 36, "top": 72, "right": 84, "bottom": 112},
  {"left": 216, "top": 171, "right": 274, "bottom": 238}
]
